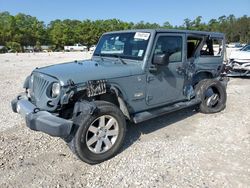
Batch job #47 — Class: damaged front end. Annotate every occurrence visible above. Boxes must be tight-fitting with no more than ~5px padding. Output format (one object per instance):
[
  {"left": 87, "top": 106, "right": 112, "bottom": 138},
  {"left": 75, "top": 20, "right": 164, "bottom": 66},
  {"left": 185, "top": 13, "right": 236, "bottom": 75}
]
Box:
[{"left": 225, "top": 59, "right": 250, "bottom": 77}]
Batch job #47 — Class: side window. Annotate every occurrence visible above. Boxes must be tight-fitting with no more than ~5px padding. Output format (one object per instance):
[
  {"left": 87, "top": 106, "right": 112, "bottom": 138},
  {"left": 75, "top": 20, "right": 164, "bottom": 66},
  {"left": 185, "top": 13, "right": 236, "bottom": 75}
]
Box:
[
  {"left": 154, "top": 36, "right": 182, "bottom": 63},
  {"left": 187, "top": 37, "right": 202, "bottom": 59},
  {"left": 200, "top": 38, "right": 223, "bottom": 57}
]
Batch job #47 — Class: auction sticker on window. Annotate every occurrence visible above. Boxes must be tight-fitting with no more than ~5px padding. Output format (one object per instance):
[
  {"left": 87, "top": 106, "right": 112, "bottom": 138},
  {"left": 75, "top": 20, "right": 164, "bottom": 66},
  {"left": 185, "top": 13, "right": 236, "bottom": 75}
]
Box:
[
  {"left": 138, "top": 50, "right": 144, "bottom": 57},
  {"left": 134, "top": 32, "right": 150, "bottom": 40}
]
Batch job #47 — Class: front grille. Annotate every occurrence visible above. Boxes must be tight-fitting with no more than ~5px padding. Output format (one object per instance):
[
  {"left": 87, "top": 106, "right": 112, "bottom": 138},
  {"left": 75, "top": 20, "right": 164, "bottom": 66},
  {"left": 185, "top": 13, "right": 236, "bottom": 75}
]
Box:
[{"left": 32, "top": 74, "right": 50, "bottom": 100}]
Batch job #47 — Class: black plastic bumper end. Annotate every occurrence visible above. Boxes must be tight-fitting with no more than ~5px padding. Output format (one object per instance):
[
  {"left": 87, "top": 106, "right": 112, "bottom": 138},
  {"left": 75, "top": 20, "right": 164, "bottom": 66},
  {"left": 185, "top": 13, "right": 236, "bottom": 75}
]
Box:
[{"left": 26, "top": 111, "right": 73, "bottom": 138}]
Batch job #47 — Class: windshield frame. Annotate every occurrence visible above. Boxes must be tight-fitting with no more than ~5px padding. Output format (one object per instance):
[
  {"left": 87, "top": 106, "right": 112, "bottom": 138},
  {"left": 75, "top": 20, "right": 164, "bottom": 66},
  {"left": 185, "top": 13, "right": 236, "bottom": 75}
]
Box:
[{"left": 93, "top": 32, "right": 151, "bottom": 61}]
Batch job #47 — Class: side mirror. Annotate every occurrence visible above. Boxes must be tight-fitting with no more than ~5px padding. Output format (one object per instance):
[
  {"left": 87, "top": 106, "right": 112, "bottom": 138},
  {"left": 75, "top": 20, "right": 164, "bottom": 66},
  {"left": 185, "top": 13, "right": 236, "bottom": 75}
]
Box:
[{"left": 153, "top": 53, "right": 170, "bottom": 66}]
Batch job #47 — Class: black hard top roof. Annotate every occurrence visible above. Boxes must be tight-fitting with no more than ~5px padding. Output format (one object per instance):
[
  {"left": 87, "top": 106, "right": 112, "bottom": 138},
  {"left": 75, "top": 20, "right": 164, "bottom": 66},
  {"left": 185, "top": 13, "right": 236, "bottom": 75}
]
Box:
[{"left": 105, "top": 29, "right": 224, "bottom": 38}]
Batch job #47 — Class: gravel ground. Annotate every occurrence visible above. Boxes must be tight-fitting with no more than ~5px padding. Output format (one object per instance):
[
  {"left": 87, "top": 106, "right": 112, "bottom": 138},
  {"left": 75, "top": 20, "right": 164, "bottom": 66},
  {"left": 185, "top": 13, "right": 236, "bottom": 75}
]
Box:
[{"left": 0, "top": 52, "right": 249, "bottom": 188}]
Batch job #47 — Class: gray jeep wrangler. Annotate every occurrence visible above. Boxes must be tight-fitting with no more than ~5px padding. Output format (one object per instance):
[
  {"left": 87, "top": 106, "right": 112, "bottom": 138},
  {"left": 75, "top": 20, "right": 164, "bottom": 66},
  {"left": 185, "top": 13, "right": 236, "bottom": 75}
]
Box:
[{"left": 11, "top": 29, "right": 228, "bottom": 164}]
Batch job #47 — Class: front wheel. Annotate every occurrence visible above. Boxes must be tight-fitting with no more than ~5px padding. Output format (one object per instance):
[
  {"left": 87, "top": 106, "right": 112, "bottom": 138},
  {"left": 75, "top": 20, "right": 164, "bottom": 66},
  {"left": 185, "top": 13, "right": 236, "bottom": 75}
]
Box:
[
  {"left": 195, "top": 79, "right": 227, "bottom": 114},
  {"left": 68, "top": 101, "right": 126, "bottom": 164}
]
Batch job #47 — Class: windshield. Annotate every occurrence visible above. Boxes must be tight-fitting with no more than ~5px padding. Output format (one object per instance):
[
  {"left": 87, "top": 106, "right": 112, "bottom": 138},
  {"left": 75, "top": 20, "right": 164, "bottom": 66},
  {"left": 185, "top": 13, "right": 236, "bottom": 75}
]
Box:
[
  {"left": 241, "top": 45, "right": 250, "bottom": 52},
  {"left": 94, "top": 32, "right": 151, "bottom": 61}
]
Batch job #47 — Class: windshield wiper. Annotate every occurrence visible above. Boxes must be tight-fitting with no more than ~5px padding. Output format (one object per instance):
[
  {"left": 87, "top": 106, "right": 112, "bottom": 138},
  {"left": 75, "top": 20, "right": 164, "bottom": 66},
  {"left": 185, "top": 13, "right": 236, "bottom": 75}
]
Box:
[
  {"left": 113, "top": 54, "right": 127, "bottom": 65},
  {"left": 95, "top": 53, "right": 126, "bottom": 64},
  {"left": 95, "top": 54, "right": 104, "bottom": 61}
]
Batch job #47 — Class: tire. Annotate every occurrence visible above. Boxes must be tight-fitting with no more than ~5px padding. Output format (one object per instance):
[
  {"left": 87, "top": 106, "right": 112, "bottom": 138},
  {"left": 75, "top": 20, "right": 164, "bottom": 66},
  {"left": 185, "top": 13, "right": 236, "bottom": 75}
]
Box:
[
  {"left": 195, "top": 79, "right": 227, "bottom": 114},
  {"left": 68, "top": 101, "right": 126, "bottom": 164}
]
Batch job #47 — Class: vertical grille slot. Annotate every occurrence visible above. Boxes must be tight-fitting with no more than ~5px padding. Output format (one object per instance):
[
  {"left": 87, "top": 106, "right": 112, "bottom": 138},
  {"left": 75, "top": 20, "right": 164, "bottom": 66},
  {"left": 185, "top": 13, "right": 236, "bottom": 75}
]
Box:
[{"left": 32, "top": 74, "right": 49, "bottom": 100}]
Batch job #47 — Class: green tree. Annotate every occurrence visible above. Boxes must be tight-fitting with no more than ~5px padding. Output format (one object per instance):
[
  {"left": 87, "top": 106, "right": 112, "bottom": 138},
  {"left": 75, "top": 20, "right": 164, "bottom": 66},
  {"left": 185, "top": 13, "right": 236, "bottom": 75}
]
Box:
[
  {"left": 183, "top": 18, "right": 193, "bottom": 30},
  {"left": 208, "top": 19, "right": 219, "bottom": 31},
  {"left": 14, "top": 13, "right": 46, "bottom": 47},
  {"left": 48, "top": 20, "right": 70, "bottom": 50},
  {"left": 0, "top": 11, "right": 15, "bottom": 45},
  {"left": 6, "top": 41, "right": 22, "bottom": 52},
  {"left": 1, "top": 11, "right": 250, "bottom": 50},
  {"left": 162, "top": 21, "right": 173, "bottom": 29},
  {"left": 133, "top": 21, "right": 160, "bottom": 29}
]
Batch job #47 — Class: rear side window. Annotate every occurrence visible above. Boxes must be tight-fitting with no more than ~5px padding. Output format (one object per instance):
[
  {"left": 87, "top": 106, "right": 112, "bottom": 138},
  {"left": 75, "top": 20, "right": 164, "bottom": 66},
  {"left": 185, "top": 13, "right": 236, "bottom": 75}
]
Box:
[
  {"left": 154, "top": 36, "right": 183, "bottom": 63},
  {"left": 187, "top": 37, "right": 202, "bottom": 59},
  {"left": 201, "top": 38, "right": 223, "bottom": 57}
]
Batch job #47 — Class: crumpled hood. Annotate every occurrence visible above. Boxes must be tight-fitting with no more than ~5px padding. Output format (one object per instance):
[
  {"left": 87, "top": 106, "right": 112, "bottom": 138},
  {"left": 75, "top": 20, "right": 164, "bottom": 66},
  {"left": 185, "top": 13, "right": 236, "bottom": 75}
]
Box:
[{"left": 33, "top": 59, "right": 143, "bottom": 85}]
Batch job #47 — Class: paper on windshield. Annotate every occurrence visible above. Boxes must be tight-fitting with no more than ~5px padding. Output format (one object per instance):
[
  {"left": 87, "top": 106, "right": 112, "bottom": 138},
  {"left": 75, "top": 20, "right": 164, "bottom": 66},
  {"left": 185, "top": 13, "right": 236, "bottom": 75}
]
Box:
[
  {"left": 134, "top": 32, "right": 150, "bottom": 40},
  {"left": 138, "top": 50, "right": 144, "bottom": 57}
]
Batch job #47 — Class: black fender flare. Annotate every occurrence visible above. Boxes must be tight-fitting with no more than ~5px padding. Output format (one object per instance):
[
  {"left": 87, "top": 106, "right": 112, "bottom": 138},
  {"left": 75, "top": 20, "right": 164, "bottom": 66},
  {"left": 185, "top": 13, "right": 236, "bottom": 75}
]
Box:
[{"left": 110, "top": 86, "right": 131, "bottom": 120}]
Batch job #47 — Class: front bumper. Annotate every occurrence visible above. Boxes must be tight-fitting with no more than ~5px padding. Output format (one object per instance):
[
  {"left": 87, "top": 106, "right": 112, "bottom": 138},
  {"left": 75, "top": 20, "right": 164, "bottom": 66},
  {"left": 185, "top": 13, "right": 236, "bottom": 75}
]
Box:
[{"left": 11, "top": 94, "right": 73, "bottom": 138}]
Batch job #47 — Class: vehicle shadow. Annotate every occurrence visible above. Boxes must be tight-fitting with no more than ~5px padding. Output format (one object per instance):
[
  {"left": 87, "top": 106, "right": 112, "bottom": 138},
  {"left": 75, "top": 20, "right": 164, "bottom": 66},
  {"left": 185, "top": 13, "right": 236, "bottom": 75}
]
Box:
[{"left": 121, "top": 106, "right": 197, "bottom": 152}]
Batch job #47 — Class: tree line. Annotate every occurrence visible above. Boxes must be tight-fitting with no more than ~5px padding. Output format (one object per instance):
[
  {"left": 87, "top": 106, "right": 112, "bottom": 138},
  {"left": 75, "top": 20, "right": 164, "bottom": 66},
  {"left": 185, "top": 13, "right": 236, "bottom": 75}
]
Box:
[{"left": 0, "top": 11, "right": 249, "bottom": 52}]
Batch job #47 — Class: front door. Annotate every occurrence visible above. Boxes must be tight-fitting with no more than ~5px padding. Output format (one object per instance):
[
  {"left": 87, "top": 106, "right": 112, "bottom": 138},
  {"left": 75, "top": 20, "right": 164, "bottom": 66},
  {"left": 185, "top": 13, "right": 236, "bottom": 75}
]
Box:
[{"left": 146, "top": 33, "right": 186, "bottom": 106}]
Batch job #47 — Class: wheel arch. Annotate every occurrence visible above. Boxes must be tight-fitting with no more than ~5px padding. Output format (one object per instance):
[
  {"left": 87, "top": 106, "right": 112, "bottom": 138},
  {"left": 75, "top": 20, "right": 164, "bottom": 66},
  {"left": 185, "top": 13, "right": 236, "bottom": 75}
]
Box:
[
  {"left": 96, "top": 85, "right": 131, "bottom": 121},
  {"left": 192, "top": 71, "right": 213, "bottom": 86}
]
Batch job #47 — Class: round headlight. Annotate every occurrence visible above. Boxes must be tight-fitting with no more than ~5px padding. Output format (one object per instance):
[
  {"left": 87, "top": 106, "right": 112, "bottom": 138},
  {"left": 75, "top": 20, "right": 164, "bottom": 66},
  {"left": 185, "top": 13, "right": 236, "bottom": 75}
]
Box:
[{"left": 51, "top": 82, "right": 60, "bottom": 98}]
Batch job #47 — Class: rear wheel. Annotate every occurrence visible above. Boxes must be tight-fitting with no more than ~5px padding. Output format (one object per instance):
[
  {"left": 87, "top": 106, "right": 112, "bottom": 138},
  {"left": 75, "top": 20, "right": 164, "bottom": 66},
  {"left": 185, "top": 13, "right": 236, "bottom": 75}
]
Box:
[
  {"left": 195, "top": 79, "right": 227, "bottom": 113},
  {"left": 68, "top": 101, "right": 126, "bottom": 164}
]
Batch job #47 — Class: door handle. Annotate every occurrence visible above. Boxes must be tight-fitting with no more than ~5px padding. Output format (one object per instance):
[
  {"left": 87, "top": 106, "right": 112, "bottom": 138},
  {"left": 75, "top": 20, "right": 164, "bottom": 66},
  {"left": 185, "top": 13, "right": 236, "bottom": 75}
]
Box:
[{"left": 149, "top": 65, "right": 157, "bottom": 73}]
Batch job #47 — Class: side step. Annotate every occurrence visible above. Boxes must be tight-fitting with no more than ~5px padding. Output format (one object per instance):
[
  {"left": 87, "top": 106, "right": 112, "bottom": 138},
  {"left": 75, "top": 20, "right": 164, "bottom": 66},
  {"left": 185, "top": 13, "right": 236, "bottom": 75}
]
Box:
[{"left": 132, "top": 99, "right": 201, "bottom": 124}]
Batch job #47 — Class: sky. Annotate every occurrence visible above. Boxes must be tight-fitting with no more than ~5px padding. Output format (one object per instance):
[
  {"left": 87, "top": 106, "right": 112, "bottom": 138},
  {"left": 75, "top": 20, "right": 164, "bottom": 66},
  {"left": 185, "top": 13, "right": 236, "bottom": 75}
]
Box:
[{"left": 0, "top": 0, "right": 249, "bottom": 26}]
